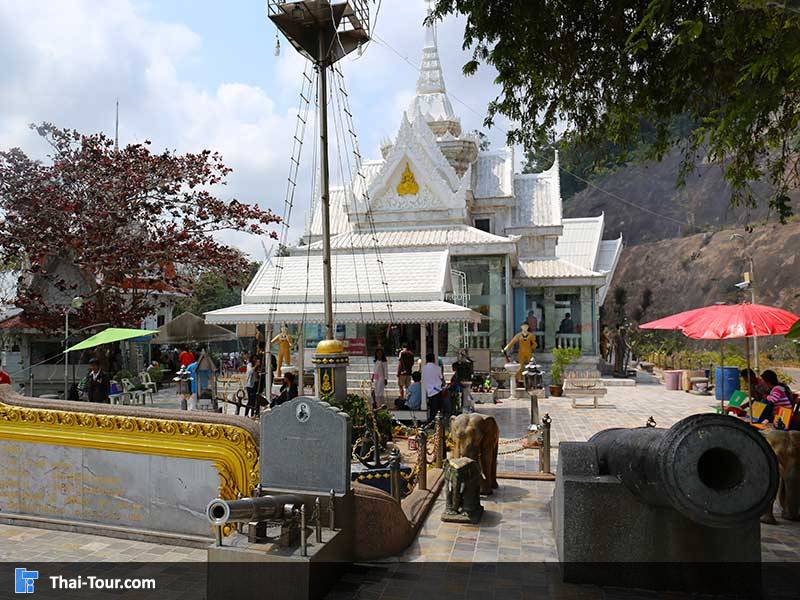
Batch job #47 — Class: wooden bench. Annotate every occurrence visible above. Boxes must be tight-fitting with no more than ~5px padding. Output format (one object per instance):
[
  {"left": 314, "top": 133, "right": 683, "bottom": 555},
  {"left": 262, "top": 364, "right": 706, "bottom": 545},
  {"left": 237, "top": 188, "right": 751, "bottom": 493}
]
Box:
[{"left": 563, "top": 378, "right": 610, "bottom": 409}]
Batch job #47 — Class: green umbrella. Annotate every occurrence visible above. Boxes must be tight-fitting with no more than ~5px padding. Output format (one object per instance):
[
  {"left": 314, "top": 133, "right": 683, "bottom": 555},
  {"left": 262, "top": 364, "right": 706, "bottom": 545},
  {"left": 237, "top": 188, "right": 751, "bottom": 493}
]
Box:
[
  {"left": 65, "top": 328, "right": 159, "bottom": 353},
  {"left": 787, "top": 319, "right": 800, "bottom": 340}
]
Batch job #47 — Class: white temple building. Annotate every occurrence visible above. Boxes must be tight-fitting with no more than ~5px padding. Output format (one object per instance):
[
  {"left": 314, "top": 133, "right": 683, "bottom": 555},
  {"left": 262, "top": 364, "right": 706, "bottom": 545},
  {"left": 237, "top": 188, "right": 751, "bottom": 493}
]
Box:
[{"left": 207, "top": 9, "right": 622, "bottom": 364}]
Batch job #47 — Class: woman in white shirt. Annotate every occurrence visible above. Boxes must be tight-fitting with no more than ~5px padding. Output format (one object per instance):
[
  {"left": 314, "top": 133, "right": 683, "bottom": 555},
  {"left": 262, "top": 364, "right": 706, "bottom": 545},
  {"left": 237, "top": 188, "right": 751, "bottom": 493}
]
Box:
[{"left": 372, "top": 347, "right": 388, "bottom": 407}]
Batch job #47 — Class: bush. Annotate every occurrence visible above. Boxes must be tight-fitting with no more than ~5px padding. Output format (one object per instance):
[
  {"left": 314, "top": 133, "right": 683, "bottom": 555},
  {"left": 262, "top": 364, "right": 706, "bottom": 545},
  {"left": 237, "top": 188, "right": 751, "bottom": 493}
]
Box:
[
  {"left": 551, "top": 347, "right": 581, "bottom": 385},
  {"left": 113, "top": 369, "right": 134, "bottom": 382},
  {"left": 148, "top": 365, "right": 164, "bottom": 385},
  {"left": 333, "top": 393, "right": 393, "bottom": 446}
]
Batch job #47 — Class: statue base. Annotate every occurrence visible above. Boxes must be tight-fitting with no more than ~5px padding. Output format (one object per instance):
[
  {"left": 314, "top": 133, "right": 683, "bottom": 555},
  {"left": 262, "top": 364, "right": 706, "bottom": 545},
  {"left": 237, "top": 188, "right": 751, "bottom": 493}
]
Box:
[{"left": 441, "top": 505, "right": 483, "bottom": 525}]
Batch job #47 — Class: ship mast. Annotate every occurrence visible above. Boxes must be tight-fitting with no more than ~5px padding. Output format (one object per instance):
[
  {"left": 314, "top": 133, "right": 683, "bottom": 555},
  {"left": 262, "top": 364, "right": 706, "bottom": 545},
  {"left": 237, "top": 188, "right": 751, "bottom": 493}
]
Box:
[{"left": 268, "top": 1, "right": 371, "bottom": 340}]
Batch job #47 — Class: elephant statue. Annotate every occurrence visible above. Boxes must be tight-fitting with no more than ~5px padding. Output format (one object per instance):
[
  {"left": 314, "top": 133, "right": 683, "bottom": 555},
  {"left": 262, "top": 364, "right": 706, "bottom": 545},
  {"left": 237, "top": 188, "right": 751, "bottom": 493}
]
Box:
[
  {"left": 450, "top": 413, "right": 499, "bottom": 495},
  {"left": 763, "top": 430, "right": 800, "bottom": 523},
  {"left": 442, "top": 457, "right": 484, "bottom": 524}
]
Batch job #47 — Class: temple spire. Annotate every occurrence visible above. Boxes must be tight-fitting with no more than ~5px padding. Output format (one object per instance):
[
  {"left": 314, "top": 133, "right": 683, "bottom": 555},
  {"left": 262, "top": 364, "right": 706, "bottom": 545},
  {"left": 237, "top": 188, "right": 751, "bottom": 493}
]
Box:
[{"left": 417, "top": 0, "right": 447, "bottom": 96}]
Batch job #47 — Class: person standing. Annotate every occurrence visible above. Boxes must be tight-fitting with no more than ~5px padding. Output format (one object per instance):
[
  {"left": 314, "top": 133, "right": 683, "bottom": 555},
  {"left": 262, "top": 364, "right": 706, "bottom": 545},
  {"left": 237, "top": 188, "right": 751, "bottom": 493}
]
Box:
[
  {"left": 244, "top": 356, "right": 261, "bottom": 418},
  {"left": 86, "top": 358, "right": 110, "bottom": 403},
  {"left": 0, "top": 361, "right": 11, "bottom": 385},
  {"left": 397, "top": 343, "right": 414, "bottom": 399},
  {"left": 179, "top": 347, "right": 195, "bottom": 368},
  {"left": 558, "top": 313, "right": 574, "bottom": 334},
  {"left": 372, "top": 347, "right": 388, "bottom": 407},
  {"left": 422, "top": 352, "right": 445, "bottom": 421}
]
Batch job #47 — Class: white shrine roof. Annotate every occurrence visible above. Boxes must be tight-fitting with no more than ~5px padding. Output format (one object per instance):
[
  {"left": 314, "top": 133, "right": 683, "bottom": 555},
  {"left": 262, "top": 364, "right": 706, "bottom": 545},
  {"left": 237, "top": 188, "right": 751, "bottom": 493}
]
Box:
[
  {"left": 511, "top": 157, "right": 562, "bottom": 228},
  {"left": 516, "top": 258, "right": 605, "bottom": 281},
  {"left": 596, "top": 236, "right": 624, "bottom": 305},
  {"left": 304, "top": 225, "right": 517, "bottom": 254},
  {"left": 205, "top": 300, "right": 481, "bottom": 326},
  {"left": 472, "top": 148, "right": 514, "bottom": 198},
  {"left": 557, "top": 215, "right": 605, "bottom": 271},
  {"left": 244, "top": 249, "right": 452, "bottom": 304}
]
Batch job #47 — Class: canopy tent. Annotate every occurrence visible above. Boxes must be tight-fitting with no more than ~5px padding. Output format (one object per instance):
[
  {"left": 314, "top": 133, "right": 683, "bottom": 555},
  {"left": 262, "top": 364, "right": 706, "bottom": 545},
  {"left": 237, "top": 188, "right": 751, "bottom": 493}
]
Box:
[
  {"left": 205, "top": 300, "right": 483, "bottom": 326},
  {"left": 65, "top": 328, "right": 159, "bottom": 353},
  {"left": 640, "top": 303, "right": 800, "bottom": 412},
  {"left": 152, "top": 312, "right": 237, "bottom": 345}
]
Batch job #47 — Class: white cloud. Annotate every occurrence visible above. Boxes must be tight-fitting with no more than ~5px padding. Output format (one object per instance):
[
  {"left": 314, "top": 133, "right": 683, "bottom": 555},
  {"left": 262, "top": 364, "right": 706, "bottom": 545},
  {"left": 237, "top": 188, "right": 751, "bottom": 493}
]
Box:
[{"left": 1, "top": 0, "right": 517, "bottom": 260}]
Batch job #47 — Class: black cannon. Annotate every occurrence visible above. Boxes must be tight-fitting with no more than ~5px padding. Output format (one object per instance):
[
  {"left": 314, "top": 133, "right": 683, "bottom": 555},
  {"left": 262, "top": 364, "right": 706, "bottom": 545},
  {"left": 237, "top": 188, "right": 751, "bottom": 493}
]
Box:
[
  {"left": 206, "top": 494, "right": 304, "bottom": 527},
  {"left": 589, "top": 413, "right": 779, "bottom": 528}
]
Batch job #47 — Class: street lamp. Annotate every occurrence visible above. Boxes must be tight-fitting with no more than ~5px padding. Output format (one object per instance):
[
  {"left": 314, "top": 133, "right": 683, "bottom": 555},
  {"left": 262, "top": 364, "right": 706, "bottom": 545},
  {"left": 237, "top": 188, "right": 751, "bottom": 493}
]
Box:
[
  {"left": 730, "top": 233, "right": 759, "bottom": 370},
  {"left": 64, "top": 296, "right": 84, "bottom": 399}
]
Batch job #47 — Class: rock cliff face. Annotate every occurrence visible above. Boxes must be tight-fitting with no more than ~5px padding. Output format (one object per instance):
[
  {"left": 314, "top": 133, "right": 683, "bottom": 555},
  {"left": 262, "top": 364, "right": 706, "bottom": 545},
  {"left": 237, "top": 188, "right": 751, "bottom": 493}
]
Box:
[
  {"left": 564, "top": 148, "right": 797, "bottom": 246},
  {"left": 607, "top": 223, "right": 800, "bottom": 318}
]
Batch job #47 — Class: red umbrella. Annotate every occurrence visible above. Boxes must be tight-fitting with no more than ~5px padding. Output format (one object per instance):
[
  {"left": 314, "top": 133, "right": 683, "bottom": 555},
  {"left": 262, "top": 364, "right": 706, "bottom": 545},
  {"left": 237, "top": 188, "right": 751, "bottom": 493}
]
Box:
[{"left": 640, "top": 303, "right": 800, "bottom": 411}]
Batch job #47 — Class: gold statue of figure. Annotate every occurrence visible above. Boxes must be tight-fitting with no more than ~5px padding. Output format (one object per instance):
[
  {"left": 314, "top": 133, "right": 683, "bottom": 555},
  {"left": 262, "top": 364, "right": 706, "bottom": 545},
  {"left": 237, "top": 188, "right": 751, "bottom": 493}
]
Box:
[
  {"left": 396, "top": 163, "right": 419, "bottom": 196},
  {"left": 271, "top": 324, "right": 294, "bottom": 378},
  {"left": 503, "top": 323, "right": 537, "bottom": 381}
]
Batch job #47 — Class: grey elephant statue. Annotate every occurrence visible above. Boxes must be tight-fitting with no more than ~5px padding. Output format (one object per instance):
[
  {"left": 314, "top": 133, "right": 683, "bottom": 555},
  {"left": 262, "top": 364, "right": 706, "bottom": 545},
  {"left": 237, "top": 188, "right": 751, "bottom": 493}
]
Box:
[{"left": 441, "top": 457, "right": 484, "bottom": 524}]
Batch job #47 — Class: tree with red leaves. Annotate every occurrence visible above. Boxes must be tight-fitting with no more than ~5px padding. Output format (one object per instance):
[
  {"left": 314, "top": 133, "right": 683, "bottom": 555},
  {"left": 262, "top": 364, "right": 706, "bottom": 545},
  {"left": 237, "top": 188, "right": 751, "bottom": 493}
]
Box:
[{"left": 0, "top": 123, "right": 280, "bottom": 332}]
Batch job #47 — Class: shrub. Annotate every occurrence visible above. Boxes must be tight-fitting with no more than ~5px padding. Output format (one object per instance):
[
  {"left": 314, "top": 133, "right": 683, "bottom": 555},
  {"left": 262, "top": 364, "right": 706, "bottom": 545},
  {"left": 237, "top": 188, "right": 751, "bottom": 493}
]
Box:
[{"left": 551, "top": 347, "right": 582, "bottom": 385}]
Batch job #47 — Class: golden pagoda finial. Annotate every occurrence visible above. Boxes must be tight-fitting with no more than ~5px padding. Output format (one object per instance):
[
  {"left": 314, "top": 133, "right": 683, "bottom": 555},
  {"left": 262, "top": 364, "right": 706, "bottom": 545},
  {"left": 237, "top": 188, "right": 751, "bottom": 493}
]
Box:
[{"left": 397, "top": 162, "right": 419, "bottom": 196}]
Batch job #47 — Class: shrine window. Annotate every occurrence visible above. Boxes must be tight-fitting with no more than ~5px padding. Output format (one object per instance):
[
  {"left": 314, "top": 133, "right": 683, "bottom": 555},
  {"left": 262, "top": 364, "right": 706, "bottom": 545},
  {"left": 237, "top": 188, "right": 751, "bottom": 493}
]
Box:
[{"left": 474, "top": 218, "right": 492, "bottom": 233}]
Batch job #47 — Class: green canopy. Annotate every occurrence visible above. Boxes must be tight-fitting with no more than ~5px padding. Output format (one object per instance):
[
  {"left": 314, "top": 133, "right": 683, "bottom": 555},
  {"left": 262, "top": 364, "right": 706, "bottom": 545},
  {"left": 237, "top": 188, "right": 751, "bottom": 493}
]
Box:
[
  {"left": 788, "top": 319, "right": 800, "bottom": 341},
  {"left": 65, "top": 328, "right": 159, "bottom": 353}
]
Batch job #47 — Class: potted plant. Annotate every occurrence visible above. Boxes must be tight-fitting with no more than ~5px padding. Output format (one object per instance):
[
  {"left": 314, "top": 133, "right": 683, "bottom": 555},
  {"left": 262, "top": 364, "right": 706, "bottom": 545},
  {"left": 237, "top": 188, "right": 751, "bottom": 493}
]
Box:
[{"left": 550, "top": 347, "right": 582, "bottom": 397}]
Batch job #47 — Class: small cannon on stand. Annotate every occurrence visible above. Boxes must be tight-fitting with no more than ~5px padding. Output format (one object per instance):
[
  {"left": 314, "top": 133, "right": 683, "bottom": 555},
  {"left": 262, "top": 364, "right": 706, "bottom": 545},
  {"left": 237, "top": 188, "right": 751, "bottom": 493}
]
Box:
[{"left": 207, "top": 494, "right": 307, "bottom": 548}]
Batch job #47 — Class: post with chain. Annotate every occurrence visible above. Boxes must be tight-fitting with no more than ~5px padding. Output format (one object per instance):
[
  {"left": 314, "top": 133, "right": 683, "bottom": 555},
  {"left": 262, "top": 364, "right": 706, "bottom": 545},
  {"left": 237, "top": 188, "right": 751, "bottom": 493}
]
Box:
[
  {"left": 434, "top": 411, "right": 445, "bottom": 469},
  {"left": 314, "top": 497, "right": 322, "bottom": 543},
  {"left": 540, "top": 413, "right": 553, "bottom": 475},
  {"left": 417, "top": 430, "right": 428, "bottom": 491},
  {"left": 328, "top": 489, "right": 336, "bottom": 531},
  {"left": 389, "top": 448, "right": 402, "bottom": 503}
]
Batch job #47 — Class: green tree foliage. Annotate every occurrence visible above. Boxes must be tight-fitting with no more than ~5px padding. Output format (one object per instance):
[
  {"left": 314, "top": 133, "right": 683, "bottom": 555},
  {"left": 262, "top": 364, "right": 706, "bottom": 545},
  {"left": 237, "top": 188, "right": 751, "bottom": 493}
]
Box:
[
  {"left": 175, "top": 262, "right": 260, "bottom": 316},
  {"left": 431, "top": 0, "right": 800, "bottom": 218}
]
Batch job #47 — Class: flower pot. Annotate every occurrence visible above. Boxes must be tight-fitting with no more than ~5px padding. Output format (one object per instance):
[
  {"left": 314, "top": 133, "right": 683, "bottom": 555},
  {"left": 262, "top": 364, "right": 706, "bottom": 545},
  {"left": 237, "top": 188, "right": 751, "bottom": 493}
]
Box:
[{"left": 549, "top": 384, "right": 563, "bottom": 397}]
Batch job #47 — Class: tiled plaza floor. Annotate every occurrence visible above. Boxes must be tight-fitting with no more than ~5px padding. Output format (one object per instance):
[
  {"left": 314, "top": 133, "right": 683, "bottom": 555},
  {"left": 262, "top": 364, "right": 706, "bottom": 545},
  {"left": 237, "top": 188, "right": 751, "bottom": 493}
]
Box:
[{"left": 1, "top": 380, "right": 799, "bottom": 598}]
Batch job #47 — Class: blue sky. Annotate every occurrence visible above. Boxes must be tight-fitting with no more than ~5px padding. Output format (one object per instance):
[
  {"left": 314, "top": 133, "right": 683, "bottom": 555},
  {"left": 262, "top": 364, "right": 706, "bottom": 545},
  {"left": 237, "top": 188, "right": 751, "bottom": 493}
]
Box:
[{"left": 1, "top": 0, "right": 515, "bottom": 257}]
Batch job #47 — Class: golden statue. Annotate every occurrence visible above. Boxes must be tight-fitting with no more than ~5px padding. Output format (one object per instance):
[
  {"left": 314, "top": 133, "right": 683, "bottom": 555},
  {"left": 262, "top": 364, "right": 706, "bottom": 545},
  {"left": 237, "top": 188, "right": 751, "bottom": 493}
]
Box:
[
  {"left": 396, "top": 163, "right": 419, "bottom": 196},
  {"left": 503, "top": 323, "right": 537, "bottom": 381},
  {"left": 271, "top": 324, "right": 293, "bottom": 378}
]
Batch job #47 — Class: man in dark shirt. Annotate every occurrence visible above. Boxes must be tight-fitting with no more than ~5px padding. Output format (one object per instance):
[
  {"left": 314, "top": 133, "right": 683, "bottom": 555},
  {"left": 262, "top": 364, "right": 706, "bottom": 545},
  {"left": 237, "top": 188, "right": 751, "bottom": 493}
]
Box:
[
  {"left": 86, "top": 358, "right": 110, "bottom": 403},
  {"left": 397, "top": 343, "right": 415, "bottom": 398},
  {"left": 558, "top": 313, "right": 574, "bottom": 334}
]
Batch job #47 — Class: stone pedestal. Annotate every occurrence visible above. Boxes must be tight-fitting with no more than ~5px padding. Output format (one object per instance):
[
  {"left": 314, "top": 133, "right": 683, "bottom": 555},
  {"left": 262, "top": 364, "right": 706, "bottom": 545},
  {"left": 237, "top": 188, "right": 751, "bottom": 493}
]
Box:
[
  {"left": 552, "top": 442, "right": 762, "bottom": 594},
  {"left": 504, "top": 362, "right": 523, "bottom": 398},
  {"left": 311, "top": 340, "right": 348, "bottom": 405}
]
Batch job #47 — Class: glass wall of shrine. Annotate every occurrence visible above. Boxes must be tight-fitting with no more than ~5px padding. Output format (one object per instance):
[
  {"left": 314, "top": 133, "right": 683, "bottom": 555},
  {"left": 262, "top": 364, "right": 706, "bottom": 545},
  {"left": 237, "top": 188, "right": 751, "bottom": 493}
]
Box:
[{"left": 512, "top": 285, "right": 597, "bottom": 355}]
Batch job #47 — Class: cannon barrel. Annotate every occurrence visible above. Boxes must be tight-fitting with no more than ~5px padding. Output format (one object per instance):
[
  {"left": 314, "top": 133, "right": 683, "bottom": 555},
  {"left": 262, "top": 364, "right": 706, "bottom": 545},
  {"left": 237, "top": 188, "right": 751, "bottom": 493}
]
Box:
[
  {"left": 588, "top": 414, "right": 778, "bottom": 528},
  {"left": 206, "top": 494, "right": 303, "bottom": 526}
]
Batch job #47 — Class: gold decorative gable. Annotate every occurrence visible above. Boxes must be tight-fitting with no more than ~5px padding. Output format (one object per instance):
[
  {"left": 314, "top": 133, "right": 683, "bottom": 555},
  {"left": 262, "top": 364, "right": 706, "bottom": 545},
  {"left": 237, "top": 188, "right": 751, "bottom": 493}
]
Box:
[{"left": 396, "top": 163, "right": 420, "bottom": 196}]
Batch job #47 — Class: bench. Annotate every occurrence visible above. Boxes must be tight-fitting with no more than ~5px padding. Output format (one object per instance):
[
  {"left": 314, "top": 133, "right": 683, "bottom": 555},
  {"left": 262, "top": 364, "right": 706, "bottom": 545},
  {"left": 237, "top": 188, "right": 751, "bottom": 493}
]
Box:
[{"left": 563, "top": 378, "right": 610, "bottom": 409}]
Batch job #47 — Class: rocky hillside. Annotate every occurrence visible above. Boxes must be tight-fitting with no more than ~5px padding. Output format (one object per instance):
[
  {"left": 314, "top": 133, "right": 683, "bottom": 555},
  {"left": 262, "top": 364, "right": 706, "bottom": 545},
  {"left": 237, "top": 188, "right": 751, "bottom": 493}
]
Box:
[
  {"left": 606, "top": 222, "right": 800, "bottom": 319},
  {"left": 564, "top": 148, "right": 798, "bottom": 246}
]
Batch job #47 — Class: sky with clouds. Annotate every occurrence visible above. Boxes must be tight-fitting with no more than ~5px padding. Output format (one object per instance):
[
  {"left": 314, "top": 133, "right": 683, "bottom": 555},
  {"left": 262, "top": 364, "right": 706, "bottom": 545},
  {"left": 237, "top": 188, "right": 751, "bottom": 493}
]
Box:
[{"left": 0, "top": 0, "right": 518, "bottom": 259}]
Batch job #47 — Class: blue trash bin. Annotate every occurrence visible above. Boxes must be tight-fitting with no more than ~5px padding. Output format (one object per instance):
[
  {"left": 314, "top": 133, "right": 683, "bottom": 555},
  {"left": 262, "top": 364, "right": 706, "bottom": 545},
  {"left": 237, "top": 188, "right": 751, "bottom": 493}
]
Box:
[{"left": 715, "top": 366, "right": 740, "bottom": 401}]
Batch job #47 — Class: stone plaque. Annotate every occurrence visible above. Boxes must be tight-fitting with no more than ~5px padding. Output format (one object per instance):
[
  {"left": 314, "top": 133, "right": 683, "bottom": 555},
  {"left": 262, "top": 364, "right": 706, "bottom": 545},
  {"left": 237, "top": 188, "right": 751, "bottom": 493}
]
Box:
[{"left": 260, "top": 396, "right": 351, "bottom": 495}]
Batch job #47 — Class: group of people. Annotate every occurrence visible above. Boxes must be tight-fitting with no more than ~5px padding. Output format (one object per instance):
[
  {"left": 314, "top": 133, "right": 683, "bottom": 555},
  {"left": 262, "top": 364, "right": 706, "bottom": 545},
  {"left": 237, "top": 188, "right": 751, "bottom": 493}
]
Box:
[
  {"left": 369, "top": 343, "right": 474, "bottom": 422},
  {"left": 242, "top": 343, "right": 298, "bottom": 418},
  {"left": 737, "top": 368, "right": 797, "bottom": 424}
]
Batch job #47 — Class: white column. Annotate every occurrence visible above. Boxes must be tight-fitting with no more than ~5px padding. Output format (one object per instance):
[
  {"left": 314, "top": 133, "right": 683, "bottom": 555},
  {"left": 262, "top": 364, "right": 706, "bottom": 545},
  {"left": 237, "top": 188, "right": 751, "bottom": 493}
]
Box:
[
  {"left": 580, "top": 287, "right": 593, "bottom": 355},
  {"left": 544, "top": 288, "right": 556, "bottom": 351},
  {"left": 505, "top": 255, "right": 514, "bottom": 341},
  {"left": 432, "top": 324, "right": 440, "bottom": 361},
  {"left": 297, "top": 325, "right": 305, "bottom": 391},
  {"left": 264, "top": 322, "right": 273, "bottom": 401}
]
